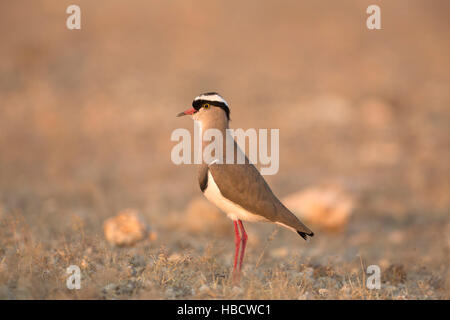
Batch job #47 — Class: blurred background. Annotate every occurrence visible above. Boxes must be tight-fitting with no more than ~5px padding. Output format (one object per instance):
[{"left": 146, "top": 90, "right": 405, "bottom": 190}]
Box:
[{"left": 0, "top": 0, "right": 448, "bottom": 299}]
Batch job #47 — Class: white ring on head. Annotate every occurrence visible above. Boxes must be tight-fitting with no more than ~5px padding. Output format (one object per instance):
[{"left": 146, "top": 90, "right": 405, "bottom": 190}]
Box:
[{"left": 194, "top": 94, "right": 228, "bottom": 107}]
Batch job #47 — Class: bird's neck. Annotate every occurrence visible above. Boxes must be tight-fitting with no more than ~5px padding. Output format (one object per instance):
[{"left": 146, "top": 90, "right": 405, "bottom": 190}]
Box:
[
  {"left": 198, "top": 115, "right": 229, "bottom": 133},
  {"left": 197, "top": 117, "right": 247, "bottom": 165}
]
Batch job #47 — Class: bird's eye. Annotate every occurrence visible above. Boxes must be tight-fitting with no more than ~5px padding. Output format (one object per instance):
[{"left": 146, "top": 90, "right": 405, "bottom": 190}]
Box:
[{"left": 203, "top": 103, "right": 210, "bottom": 109}]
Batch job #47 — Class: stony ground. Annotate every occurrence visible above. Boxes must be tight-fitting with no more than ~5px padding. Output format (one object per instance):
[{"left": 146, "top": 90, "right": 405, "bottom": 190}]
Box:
[
  {"left": 0, "top": 205, "right": 447, "bottom": 299},
  {"left": 0, "top": 1, "right": 449, "bottom": 299}
]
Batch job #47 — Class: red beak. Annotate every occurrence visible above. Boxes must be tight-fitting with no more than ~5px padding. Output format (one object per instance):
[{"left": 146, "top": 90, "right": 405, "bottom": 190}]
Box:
[{"left": 176, "top": 107, "right": 197, "bottom": 117}]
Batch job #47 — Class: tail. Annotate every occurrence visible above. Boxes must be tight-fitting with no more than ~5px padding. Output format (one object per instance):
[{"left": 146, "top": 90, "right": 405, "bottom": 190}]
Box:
[
  {"left": 276, "top": 203, "right": 314, "bottom": 242},
  {"left": 297, "top": 230, "right": 314, "bottom": 241}
]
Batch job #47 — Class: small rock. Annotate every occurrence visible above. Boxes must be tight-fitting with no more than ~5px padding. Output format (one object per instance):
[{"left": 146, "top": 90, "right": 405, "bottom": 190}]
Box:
[
  {"left": 168, "top": 253, "right": 182, "bottom": 263},
  {"left": 318, "top": 288, "right": 329, "bottom": 296},
  {"left": 283, "top": 185, "right": 354, "bottom": 232},
  {"left": 103, "top": 209, "right": 150, "bottom": 246}
]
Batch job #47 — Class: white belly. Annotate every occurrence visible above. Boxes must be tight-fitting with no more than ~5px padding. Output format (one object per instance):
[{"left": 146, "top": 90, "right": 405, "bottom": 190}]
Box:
[{"left": 203, "top": 171, "right": 268, "bottom": 222}]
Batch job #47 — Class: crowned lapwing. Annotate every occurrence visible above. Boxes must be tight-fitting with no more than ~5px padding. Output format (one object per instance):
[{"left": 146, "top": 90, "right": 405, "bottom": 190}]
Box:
[{"left": 177, "top": 92, "right": 314, "bottom": 280}]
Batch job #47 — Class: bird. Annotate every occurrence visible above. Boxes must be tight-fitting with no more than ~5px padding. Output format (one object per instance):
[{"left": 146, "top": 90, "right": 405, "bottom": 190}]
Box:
[{"left": 177, "top": 92, "right": 314, "bottom": 280}]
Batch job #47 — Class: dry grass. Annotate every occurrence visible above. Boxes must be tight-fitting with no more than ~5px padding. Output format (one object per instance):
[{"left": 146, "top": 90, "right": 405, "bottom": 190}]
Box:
[
  {"left": 0, "top": 0, "right": 449, "bottom": 299},
  {"left": 0, "top": 211, "right": 447, "bottom": 299}
]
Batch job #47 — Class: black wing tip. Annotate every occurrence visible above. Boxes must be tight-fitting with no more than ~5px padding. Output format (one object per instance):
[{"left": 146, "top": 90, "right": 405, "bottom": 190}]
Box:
[{"left": 297, "top": 230, "right": 314, "bottom": 241}]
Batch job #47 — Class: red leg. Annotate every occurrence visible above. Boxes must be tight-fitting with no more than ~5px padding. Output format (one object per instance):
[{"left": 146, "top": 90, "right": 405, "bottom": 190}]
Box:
[
  {"left": 233, "top": 220, "right": 241, "bottom": 272},
  {"left": 238, "top": 220, "right": 248, "bottom": 271}
]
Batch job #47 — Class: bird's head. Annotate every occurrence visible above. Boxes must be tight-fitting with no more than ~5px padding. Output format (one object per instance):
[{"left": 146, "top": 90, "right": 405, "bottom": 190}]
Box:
[{"left": 177, "top": 92, "right": 230, "bottom": 122}]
